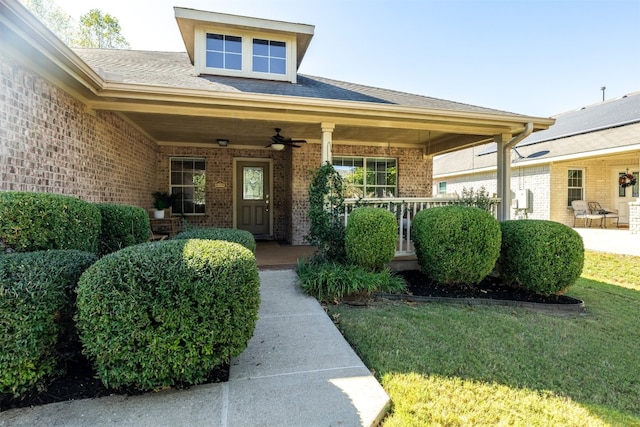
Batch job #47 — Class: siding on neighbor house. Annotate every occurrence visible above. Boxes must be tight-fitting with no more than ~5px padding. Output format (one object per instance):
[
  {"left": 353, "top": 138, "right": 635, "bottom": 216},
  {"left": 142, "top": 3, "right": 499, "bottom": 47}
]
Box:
[
  {"left": 436, "top": 165, "right": 551, "bottom": 220},
  {"left": 0, "top": 51, "right": 159, "bottom": 206}
]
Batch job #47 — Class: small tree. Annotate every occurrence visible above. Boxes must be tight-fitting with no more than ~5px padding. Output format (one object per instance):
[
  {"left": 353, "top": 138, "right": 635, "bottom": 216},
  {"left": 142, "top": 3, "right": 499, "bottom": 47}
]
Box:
[
  {"left": 21, "top": 0, "right": 74, "bottom": 45},
  {"left": 305, "top": 163, "right": 346, "bottom": 262},
  {"left": 74, "top": 9, "right": 130, "bottom": 49}
]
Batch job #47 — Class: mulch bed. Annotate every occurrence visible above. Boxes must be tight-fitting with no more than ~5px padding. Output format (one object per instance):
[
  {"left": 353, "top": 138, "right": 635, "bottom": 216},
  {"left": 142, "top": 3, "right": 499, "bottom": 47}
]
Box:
[
  {"left": 0, "top": 355, "right": 229, "bottom": 412},
  {"left": 397, "top": 270, "right": 579, "bottom": 305}
]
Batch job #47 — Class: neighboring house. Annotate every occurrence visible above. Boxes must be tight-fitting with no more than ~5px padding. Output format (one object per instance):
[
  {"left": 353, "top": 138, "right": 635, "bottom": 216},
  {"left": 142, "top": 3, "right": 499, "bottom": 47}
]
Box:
[
  {"left": 0, "top": 1, "right": 554, "bottom": 245},
  {"left": 433, "top": 92, "right": 640, "bottom": 232}
]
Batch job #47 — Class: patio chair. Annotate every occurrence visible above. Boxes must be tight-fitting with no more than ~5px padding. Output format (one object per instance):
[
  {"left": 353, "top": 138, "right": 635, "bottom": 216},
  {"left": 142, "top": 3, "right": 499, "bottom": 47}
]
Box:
[
  {"left": 588, "top": 201, "right": 620, "bottom": 228},
  {"left": 571, "top": 200, "right": 604, "bottom": 228}
]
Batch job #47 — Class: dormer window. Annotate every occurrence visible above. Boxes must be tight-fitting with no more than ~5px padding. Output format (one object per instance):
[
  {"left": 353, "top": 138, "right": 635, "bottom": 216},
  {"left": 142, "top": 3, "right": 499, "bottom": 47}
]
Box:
[
  {"left": 252, "top": 39, "right": 286, "bottom": 75},
  {"left": 176, "top": 8, "right": 314, "bottom": 84},
  {"left": 206, "top": 34, "right": 242, "bottom": 70}
]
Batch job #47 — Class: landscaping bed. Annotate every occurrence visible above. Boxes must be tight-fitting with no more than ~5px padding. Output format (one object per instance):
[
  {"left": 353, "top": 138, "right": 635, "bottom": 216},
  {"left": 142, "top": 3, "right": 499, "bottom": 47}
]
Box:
[
  {"left": 380, "top": 270, "right": 586, "bottom": 313},
  {"left": 0, "top": 356, "right": 229, "bottom": 411}
]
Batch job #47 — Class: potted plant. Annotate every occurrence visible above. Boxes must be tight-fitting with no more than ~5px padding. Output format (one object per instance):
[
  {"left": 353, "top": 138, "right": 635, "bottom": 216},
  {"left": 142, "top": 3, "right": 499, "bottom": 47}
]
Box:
[{"left": 152, "top": 192, "right": 173, "bottom": 219}]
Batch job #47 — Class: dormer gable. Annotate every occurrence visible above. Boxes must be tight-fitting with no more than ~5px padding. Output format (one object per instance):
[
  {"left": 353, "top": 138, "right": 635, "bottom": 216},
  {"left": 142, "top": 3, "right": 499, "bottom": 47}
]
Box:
[{"left": 175, "top": 7, "right": 314, "bottom": 84}]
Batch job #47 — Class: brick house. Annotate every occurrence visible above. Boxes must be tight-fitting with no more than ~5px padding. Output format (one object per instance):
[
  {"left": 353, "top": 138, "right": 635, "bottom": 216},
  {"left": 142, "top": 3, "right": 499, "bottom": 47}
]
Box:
[
  {"left": 433, "top": 92, "right": 640, "bottom": 233},
  {"left": 1, "top": 1, "right": 554, "bottom": 244}
]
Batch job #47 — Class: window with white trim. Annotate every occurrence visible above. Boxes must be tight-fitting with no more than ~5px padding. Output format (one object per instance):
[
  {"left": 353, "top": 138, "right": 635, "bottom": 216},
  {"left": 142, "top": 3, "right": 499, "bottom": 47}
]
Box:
[
  {"left": 567, "top": 168, "right": 584, "bottom": 207},
  {"left": 333, "top": 156, "right": 397, "bottom": 198},
  {"left": 252, "top": 39, "right": 286, "bottom": 74},
  {"left": 205, "top": 34, "right": 242, "bottom": 70},
  {"left": 171, "top": 158, "right": 206, "bottom": 215},
  {"left": 438, "top": 182, "right": 447, "bottom": 195}
]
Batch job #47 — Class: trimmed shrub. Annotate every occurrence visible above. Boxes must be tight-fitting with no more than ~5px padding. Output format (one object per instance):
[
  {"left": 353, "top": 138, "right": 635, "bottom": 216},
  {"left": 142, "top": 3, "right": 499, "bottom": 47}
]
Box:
[
  {"left": 174, "top": 227, "right": 256, "bottom": 254},
  {"left": 297, "top": 258, "right": 406, "bottom": 302},
  {"left": 0, "top": 250, "right": 97, "bottom": 398},
  {"left": 412, "top": 206, "right": 501, "bottom": 285},
  {"left": 95, "top": 204, "right": 150, "bottom": 256},
  {"left": 498, "top": 220, "right": 584, "bottom": 295},
  {"left": 346, "top": 208, "right": 397, "bottom": 271},
  {"left": 0, "top": 192, "right": 100, "bottom": 253},
  {"left": 76, "top": 239, "right": 260, "bottom": 391}
]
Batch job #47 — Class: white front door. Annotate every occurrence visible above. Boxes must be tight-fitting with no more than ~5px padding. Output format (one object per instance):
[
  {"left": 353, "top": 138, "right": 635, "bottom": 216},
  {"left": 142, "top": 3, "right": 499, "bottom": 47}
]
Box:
[{"left": 613, "top": 168, "right": 639, "bottom": 224}]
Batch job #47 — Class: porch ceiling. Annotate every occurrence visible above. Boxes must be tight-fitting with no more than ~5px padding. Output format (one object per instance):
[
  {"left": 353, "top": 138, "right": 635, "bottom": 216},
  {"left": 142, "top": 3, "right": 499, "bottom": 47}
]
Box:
[{"left": 96, "top": 92, "right": 549, "bottom": 154}]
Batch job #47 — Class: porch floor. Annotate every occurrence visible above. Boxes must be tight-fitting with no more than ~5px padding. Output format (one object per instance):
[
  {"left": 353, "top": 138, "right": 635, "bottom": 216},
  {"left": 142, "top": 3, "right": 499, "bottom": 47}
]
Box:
[{"left": 255, "top": 227, "right": 639, "bottom": 269}]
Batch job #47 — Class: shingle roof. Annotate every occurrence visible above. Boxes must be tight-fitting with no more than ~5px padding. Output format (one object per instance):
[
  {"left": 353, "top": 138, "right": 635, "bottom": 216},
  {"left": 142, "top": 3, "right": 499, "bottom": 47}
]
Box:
[
  {"left": 434, "top": 92, "right": 640, "bottom": 176},
  {"left": 73, "top": 48, "right": 522, "bottom": 116}
]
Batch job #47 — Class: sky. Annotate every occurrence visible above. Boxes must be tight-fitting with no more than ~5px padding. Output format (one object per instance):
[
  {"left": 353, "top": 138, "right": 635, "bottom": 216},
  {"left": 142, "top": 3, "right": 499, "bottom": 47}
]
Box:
[{"left": 51, "top": 0, "right": 639, "bottom": 118}]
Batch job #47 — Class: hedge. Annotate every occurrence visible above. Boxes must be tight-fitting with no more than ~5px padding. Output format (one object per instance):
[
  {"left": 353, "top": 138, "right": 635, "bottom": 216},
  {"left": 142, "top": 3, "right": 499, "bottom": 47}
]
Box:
[
  {"left": 174, "top": 227, "right": 256, "bottom": 253},
  {"left": 95, "top": 204, "right": 150, "bottom": 255},
  {"left": 498, "top": 220, "right": 584, "bottom": 295},
  {"left": 0, "top": 192, "right": 100, "bottom": 253},
  {"left": 345, "top": 208, "right": 397, "bottom": 271},
  {"left": 76, "top": 239, "right": 260, "bottom": 391},
  {"left": 412, "top": 206, "right": 501, "bottom": 285},
  {"left": 0, "top": 250, "right": 97, "bottom": 398}
]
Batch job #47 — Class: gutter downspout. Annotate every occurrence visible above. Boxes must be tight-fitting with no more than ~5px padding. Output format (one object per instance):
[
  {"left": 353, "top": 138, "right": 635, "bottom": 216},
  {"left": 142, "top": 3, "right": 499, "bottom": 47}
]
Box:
[{"left": 497, "top": 122, "right": 534, "bottom": 221}]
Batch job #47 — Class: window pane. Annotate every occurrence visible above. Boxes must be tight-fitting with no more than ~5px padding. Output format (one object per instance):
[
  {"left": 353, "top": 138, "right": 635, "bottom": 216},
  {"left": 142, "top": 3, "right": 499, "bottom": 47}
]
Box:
[
  {"left": 206, "top": 33, "right": 223, "bottom": 50},
  {"left": 243, "top": 167, "right": 263, "bottom": 200},
  {"left": 225, "top": 36, "right": 242, "bottom": 53},
  {"left": 253, "top": 56, "right": 268, "bottom": 72},
  {"left": 226, "top": 53, "right": 242, "bottom": 70},
  {"left": 270, "top": 58, "right": 286, "bottom": 74},
  {"left": 253, "top": 39, "right": 269, "bottom": 56},
  {"left": 270, "top": 41, "right": 286, "bottom": 58},
  {"left": 206, "top": 51, "right": 223, "bottom": 68},
  {"left": 171, "top": 158, "right": 206, "bottom": 214}
]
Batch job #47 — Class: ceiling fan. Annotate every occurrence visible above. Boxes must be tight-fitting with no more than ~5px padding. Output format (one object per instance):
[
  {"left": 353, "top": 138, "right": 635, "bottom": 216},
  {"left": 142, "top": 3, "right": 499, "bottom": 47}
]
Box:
[{"left": 265, "top": 128, "right": 307, "bottom": 150}]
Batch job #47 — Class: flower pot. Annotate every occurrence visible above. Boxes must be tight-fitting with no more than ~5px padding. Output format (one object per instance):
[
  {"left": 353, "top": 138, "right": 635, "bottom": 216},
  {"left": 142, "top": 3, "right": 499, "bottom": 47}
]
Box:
[{"left": 154, "top": 209, "right": 165, "bottom": 219}]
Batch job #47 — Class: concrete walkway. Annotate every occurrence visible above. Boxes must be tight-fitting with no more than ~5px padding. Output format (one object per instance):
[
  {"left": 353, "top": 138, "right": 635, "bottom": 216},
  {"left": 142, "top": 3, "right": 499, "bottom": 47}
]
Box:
[
  {"left": 0, "top": 270, "right": 390, "bottom": 427},
  {"left": 573, "top": 227, "right": 640, "bottom": 256}
]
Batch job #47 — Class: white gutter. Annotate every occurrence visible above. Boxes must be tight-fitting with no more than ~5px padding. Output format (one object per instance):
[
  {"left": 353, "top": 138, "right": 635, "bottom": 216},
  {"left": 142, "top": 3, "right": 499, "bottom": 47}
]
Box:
[{"left": 497, "top": 122, "right": 533, "bottom": 221}]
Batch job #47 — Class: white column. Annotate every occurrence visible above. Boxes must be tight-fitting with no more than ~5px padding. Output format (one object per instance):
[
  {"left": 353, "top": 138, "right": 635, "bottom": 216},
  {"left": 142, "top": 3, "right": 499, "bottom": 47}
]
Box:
[{"left": 321, "top": 122, "right": 335, "bottom": 165}]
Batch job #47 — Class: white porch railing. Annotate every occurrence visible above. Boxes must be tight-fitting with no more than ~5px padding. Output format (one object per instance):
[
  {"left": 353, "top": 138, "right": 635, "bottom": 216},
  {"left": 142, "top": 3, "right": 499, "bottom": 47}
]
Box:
[{"left": 343, "top": 197, "right": 500, "bottom": 257}]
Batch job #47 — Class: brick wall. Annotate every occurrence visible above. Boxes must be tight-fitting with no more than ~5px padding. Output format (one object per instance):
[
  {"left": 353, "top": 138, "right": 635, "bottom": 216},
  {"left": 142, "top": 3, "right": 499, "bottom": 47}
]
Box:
[
  {"left": 158, "top": 146, "right": 290, "bottom": 239},
  {"left": 0, "top": 50, "right": 158, "bottom": 206},
  {"left": 550, "top": 158, "right": 639, "bottom": 227},
  {"left": 289, "top": 144, "right": 431, "bottom": 245}
]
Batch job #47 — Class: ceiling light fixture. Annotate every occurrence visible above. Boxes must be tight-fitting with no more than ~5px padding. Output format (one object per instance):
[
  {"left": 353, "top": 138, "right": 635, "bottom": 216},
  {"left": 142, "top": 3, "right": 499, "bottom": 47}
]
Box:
[
  {"left": 217, "top": 139, "right": 229, "bottom": 147},
  {"left": 271, "top": 143, "right": 285, "bottom": 151}
]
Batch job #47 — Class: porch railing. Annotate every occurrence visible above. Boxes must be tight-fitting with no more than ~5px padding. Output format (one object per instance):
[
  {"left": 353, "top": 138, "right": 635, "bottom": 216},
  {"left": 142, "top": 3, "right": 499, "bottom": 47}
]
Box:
[{"left": 343, "top": 197, "right": 500, "bottom": 257}]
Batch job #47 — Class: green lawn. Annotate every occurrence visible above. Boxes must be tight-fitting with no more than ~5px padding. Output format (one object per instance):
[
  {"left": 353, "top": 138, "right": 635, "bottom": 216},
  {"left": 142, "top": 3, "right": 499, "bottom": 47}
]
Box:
[{"left": 328, "top": 250, "right": 640, "bottom": 426}]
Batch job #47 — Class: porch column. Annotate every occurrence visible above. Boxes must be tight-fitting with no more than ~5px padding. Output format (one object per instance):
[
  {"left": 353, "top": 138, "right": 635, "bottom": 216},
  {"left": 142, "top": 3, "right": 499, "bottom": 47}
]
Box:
[
  {"left": 495, "top": 133, "right": 511, "bottom": 221},
  {"left": 321, "top": 122, "right": 335, "bottom": 165}
]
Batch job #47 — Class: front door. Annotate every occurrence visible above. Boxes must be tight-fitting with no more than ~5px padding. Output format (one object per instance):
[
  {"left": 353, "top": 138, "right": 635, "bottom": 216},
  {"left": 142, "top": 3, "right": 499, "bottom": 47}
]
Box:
[
  {"left": 613, "top": 168, "right": 639, "bottom": 224},
  {"left": 236, "top": 160, "right": 271, "bottom": 237}
]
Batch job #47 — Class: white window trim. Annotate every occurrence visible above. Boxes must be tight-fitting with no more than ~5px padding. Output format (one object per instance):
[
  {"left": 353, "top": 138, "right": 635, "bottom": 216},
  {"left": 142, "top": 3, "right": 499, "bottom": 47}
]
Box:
[
  {"left": 567, "top": 167, "right": 585, "bottom": 207},
  {"left": 170, "top": 157, "right": 206, "bottom": 216},
  {"left": 195, "top": 26, "right": 297, "bottom": 82},
  {"left": 333, "top": 155, "right": 399, "bottom": 198}
]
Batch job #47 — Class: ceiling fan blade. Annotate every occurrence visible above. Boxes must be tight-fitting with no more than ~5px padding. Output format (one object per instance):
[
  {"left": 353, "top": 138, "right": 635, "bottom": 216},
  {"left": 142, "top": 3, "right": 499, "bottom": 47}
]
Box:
[
  {"left": 290, "top": 139, "right": 306, "bottom": 143},
  {"left": 291, "top": 144, "right": 302, "bottom": 148}
]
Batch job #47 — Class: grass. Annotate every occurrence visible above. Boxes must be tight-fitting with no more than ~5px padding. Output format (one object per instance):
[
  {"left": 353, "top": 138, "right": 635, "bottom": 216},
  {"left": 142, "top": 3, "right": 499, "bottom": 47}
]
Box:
[{"left": 328, "top": 250, "right": 640, "bottom": 426}]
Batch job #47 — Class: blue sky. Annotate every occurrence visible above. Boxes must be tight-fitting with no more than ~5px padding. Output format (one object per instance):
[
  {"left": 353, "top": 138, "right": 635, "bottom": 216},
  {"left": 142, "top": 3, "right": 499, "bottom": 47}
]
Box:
[{"left": 53, "top": 0, "right": 639, "bottom": 117}]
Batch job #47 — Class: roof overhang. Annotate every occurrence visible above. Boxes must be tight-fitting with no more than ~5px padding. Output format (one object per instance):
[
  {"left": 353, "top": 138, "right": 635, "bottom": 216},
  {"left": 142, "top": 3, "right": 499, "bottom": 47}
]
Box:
[
  {"left": 2, "top": 0, "right": 555, "bottom": 153},
  {"left": 174, "top": 7, "right": 315, "bottom": 69}
]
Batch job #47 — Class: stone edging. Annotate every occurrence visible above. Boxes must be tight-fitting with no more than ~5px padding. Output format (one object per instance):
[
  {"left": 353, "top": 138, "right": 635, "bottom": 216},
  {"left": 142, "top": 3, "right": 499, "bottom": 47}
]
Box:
[{"left": 374, "top": 293, "right": 586, "bottom": 314}]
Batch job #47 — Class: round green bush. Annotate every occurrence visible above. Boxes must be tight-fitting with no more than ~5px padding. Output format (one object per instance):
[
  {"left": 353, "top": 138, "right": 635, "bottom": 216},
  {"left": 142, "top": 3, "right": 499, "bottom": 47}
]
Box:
[
  {"left": 76, "top": 239, "right": 260, "bottom": 391},
  {"left": 0, "top": 192, "right": 101, "bottom": 253},
  {"left": 412, "top": 206, "right": 501, "bottom": 285},
  {"left": 95, "top": 204, "right": 150, "bottom": 255},
  {"left": 498, "top": 220, "right": 584, "bottom": 295},
  {"left": 345, "top": 208, "right": 397, "bottom": 271},
  {"left": 0, "top": 250, "right": 97, "bottom": 398},
  {"left": 174, "top": 227, "right": 256, "bottom": 253}
]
